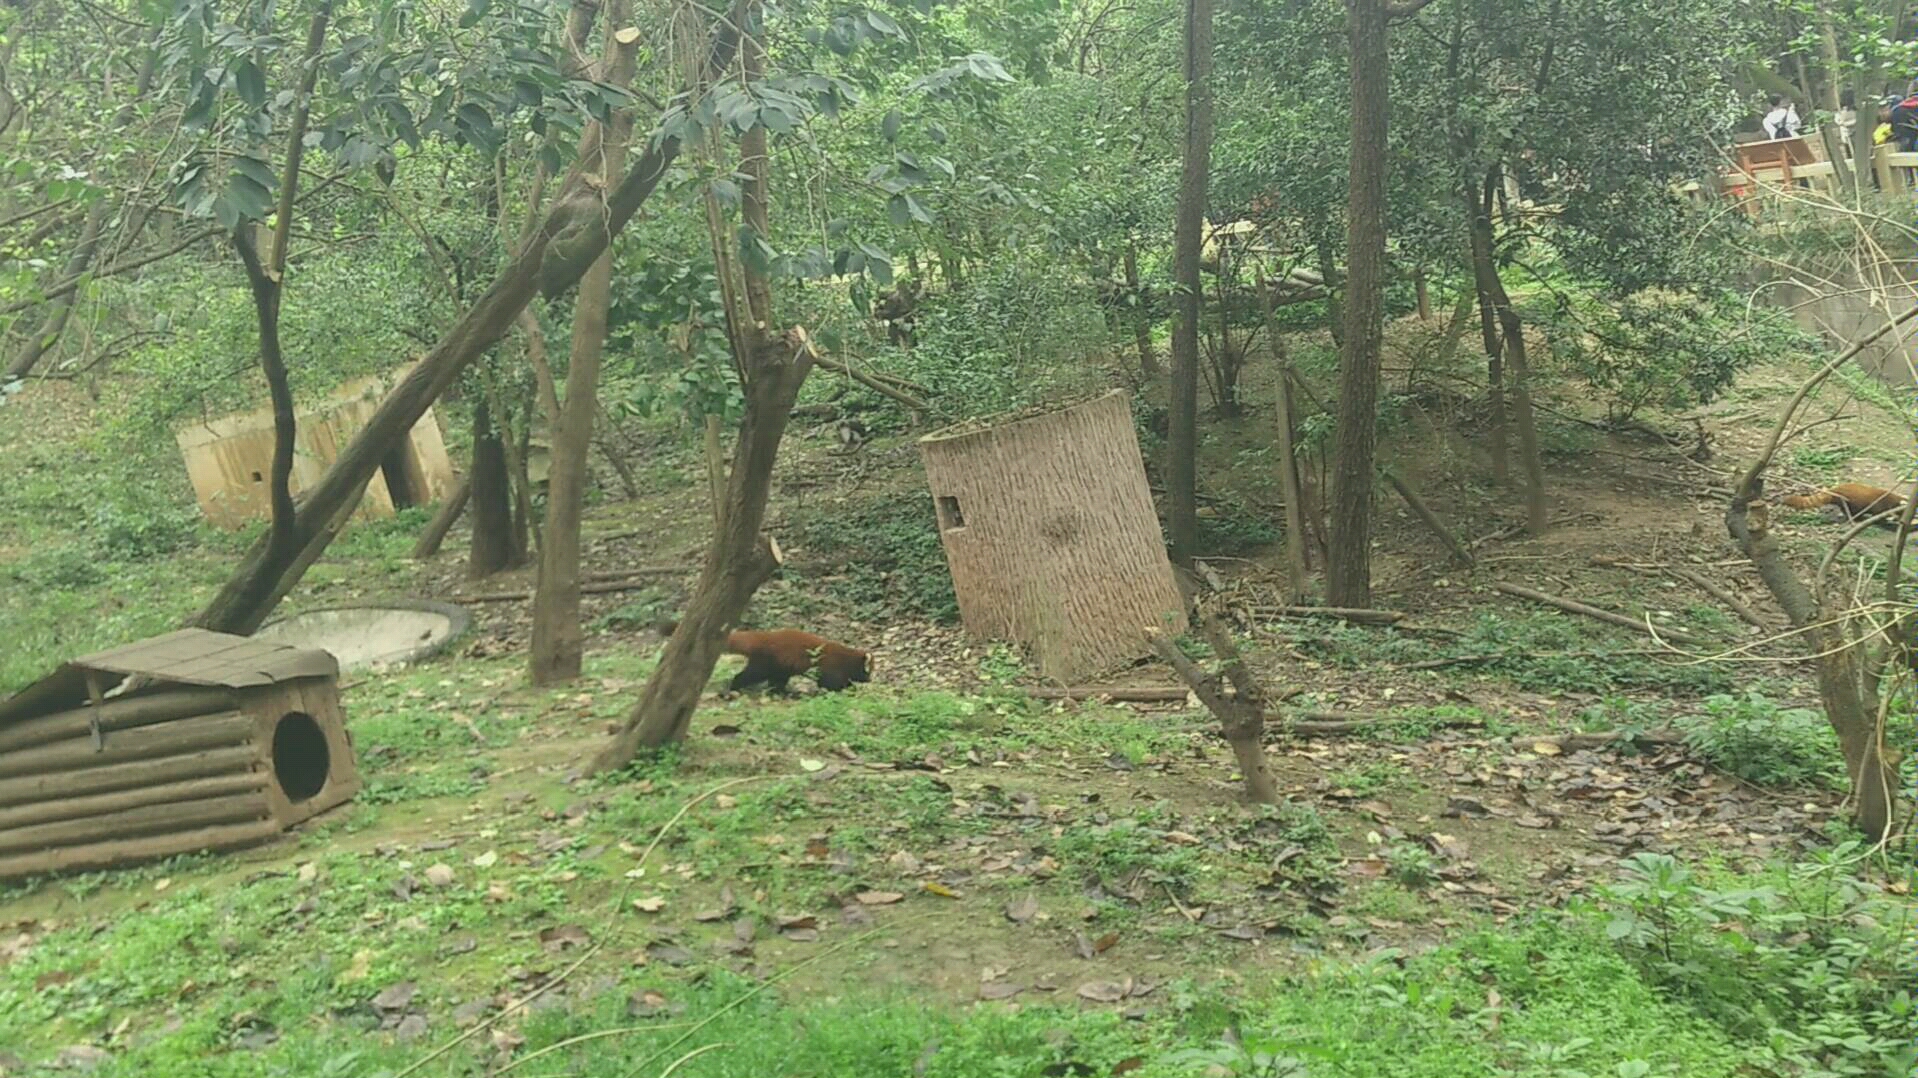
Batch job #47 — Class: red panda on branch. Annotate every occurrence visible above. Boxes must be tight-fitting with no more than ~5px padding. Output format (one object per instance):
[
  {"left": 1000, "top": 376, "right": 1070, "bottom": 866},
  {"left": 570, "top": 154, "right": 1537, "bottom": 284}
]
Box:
[{"left": 657, "top": 621, "right": 872, "bottom": 693}]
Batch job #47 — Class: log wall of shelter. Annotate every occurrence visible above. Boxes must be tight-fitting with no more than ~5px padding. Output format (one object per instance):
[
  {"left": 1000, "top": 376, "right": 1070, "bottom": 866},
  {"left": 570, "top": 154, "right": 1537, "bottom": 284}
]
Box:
[
  {"left": 920, "top": 390, "right": 1188, "bottom": 679},
  {"left": 0, "top": 679, "right": 359, "bottom": 880}
]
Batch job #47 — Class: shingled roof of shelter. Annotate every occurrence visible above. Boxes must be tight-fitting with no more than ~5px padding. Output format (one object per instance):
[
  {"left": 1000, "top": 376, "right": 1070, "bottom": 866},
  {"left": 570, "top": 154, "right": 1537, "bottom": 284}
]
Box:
[{"left": 0, "top": 629, "right": 338, "bottom": 726}]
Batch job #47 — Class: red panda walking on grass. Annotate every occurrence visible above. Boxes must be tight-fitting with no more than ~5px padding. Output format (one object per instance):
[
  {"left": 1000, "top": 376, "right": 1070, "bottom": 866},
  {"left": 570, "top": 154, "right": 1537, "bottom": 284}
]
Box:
[{"left": 657, "top": 621, "right": 872, "bottom": 693}]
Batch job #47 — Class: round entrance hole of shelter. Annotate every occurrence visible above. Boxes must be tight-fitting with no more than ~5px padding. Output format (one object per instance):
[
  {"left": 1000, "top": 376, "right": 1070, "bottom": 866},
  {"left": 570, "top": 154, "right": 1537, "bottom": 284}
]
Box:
[
  {"left": 253, "top": 601, "right": 471, "bottom": 672},
  {"left": 272, "top": 712, "right": 330, "bottom": 803}
]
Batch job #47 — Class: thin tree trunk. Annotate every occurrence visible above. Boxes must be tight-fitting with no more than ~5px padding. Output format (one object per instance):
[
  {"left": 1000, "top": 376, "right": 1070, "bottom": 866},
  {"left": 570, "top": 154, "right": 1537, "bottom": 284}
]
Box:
[
  {"left": 468, "top": 401, "right": 522, "bottom": 578},
  {"left": 1466, "top": 172, "right": 1546, "bottom": 533},
  {"left": 6, "top": 206, "right": 104, "bottom": 380},
  {"left": 1315, "top": 237, "right": 1343, "bottom": 347},
  {"left": 1124, "top": 243, "right": 1158, "bottom": 379},
  {"left": 1467, "top": 182, "right": 1508, "bottom": 485},
  {"left": 1326, "top": 0, "right": 1391, "bottom": 608},
  {"left": 1258, "top": 267, "right": 1310, "bottom": 600},
  {"left": 1727, "top": 498, "right": 1896, "bottom": 840},
  {"left": 189, "top": 6, "right": 747, "bottom": 636},
  {"left": 532, "top": 15, "right": 642, "bottom": 686},
  {"left": 226, "top": 5, "right": 330, "bottom": 571},
  {"left": 1166, "top": 0, "right": 1213, "bottom": 570}
]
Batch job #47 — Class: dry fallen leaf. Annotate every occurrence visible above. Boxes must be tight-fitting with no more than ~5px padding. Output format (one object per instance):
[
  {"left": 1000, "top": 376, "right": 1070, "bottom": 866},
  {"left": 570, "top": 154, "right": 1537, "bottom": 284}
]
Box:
[
  {"left": 1531, "top": 741, "right": 1563, "bottom": 756},
  {"left": 423, "top": 864, "right": 456, "bottom": 888},
  {"left": 855, "top": 891, "right": 905, "bottom": 906},
  {"left": 1003, "top": 894, "right": 1040, "bottom": 923},
  {"left": 978, "top": 981, "right": 1022, "bottom": 1001},
  {"left": 1075, "top": 981, "right": 1126, "bottom": 1003},
  {"left": 922, "top": 881, "right": 962, "bottom": 899},
  {"left": 632, "top": 896, "right": 667, "bottom": 914},
  {"left": 538, "top": 925, "right": 591, "bottom": 952}
]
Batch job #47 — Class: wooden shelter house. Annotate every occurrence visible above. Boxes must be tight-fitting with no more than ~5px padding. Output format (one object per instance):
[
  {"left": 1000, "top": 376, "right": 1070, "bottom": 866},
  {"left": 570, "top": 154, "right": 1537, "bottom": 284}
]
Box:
[
  {"left": 174, "top": 366, "right": 458, "bottom": 529},
  {"left": 0, "top": 629, "right": 362, "bottom": 881},
  {"left": 920, "top": 390, "right": 1188, "bottom": 680}
]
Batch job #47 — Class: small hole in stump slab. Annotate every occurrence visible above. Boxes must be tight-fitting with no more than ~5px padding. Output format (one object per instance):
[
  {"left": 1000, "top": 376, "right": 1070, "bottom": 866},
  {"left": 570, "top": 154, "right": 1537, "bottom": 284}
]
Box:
[{"left": 272, "top": 712, "right": 331, "bottom": 803}]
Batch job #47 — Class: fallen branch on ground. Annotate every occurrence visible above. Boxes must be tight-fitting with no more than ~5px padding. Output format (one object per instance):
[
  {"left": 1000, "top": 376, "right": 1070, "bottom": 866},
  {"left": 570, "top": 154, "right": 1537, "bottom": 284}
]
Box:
[
  {"left": 1528, "top": 728, "right": 1684, "bottom": 751},
  {"left": 1492, "top": 581, "right": 1697, "bottom": 645},
  {"left": 1382, "top": 467, "right": 1474, "bottom": 567},
  {"left": 459, "top": 568, "right": 695, "bottom": 603},
  {"left": 1252, "top": 605, "right": 1407, "bottom": 626},
  {"left": 1028, "top": 686, "right": 1192, "bottom": 702},
  {"left": 1590, "top": 555, "right": 1777, "bottom": 630}
]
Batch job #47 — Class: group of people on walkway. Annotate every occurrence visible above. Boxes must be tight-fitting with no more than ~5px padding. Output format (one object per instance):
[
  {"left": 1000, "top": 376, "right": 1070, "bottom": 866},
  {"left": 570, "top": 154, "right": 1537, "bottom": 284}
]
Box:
[{"left": 1761, "top": 88, "right": 1918, "bottom": 151}]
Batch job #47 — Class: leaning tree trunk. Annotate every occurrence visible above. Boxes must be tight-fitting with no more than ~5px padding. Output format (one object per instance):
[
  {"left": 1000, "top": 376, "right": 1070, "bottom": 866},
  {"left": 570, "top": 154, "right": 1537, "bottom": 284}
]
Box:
[
  {"left": 594, "top": 332, "right": 813, "bottom": 762},
  {"left": 4, "top": 25, "right": 161, "bottom": 381},
  {"left": 1259, "top": 267, "right": 1311, "bottom": 599},
  {"left": 1728, "top": 496, "right": 1897, "bottom": 841},
  {"left": 1465, "top": 171, "right": 1545, "bottom": 533},
  {"left": 595, "top": 14, "right": 813, "bottom": 764},
  {"left": 1165, "top": 0, "right": 1213, "bottom": 570},
  {"left": 6, "top": 206, "right": 105, "bottom": 381},
  {"left": 1326, "top": 0, "right": 1391, "bottom": 608},
  {"left": 531, "top": 16, "right": 641, "bottom": 686},
  {"left": 189, "top": 6, "right": 746, "bottom": 636}
]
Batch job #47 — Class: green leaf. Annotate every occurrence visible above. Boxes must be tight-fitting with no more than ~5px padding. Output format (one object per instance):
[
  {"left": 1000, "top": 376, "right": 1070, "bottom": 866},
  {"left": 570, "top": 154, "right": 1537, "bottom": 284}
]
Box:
[
  {"left": 880, "top": 109, "right": 901, "bottom": 143},
  {"left": 182, "top": 79, "right": 218, "bottom": 131},
  {"left": 863, "top": 10, "right": 902, "bottom": 37},
  {"left": 225, "top": 171, "right": 275, "bottom": 221},
  {"left": 458, "top": 0, "right": 492, "bottom": 28},
  {"left": 212, "top": 191, "right": 241, "bottom": 230},
  {"left": 232, "top": 59, "right": 266, "bottom": 109},
  {"left": 231, "top": 156, "right": 277, "bottom": 191},
  {"left": 455, "top": 102, "right": 498, "bottom": 155}
]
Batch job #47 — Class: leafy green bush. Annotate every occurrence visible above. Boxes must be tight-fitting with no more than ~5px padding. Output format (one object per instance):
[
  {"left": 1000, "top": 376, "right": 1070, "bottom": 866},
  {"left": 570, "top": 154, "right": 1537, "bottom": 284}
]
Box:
[
  {"left": 785, "top": 489, "right": 957, "bottom": 622},
  {"left": 1592, "top": 849, "right": 1916, "bottom": 1077},
  {"left": 1675, "top": 692, "right": 1845, "bottom": 788},
  {"left": 1538, "top": 287, "right": 1815, "bottom": 422}
]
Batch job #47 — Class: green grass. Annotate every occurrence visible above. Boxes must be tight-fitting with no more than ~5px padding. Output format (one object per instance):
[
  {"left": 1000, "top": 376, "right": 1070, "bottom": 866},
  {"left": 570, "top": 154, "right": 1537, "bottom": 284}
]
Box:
[
  {"left": 7, "top": 868, "right": 1902, "bottom": 1078},
  {"left": 1278, "top": 612, "right": 1734, "bottom": 698}
]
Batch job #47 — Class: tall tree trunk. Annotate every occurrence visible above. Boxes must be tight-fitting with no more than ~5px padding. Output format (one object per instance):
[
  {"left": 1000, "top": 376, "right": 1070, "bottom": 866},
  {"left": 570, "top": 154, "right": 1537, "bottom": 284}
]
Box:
[
  {"left": 189, "top": 6, "right": 747, "bottom": 636},
  {"left": 1814, "top": 11, "right": 1853, "bottom": 194},
  {"left": 1259, "top": 268, "right": 1311, "bottom": 600},
  {"left": 468, "top": 401, "right": 522, "bottom": 577},
  {"left": 531, "top": 14, "right": 642, "bottom": 686},
  {"left": 1166, "top": 0, "right": 1213, "bottom": 570},
  {"left": 595, "top": 7, "right": 816, "bottom": 764},
  {"left": 594, "top": 334, "right": 812, "bottom": 763},
  {"left": 1124, "top": 243, "right": 1158, "bottom": 380},
  {"left": 1326, "top": 0, "right": 1391, "bottom": 608},
  {"left": 227, "top": 5, "right": 332, "bottom": 572},
  {"left": 1466, "top": 171, "right": 1546, "bottom": 533},
  {"left": 1466, "top": 182, "right": 1508, "bottom": 486}
]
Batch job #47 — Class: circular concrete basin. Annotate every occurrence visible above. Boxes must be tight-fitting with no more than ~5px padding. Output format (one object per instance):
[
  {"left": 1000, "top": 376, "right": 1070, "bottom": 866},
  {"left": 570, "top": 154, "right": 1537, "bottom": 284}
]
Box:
[{"left": 255, "top": 601, "right": 471, "bottom": 671}]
